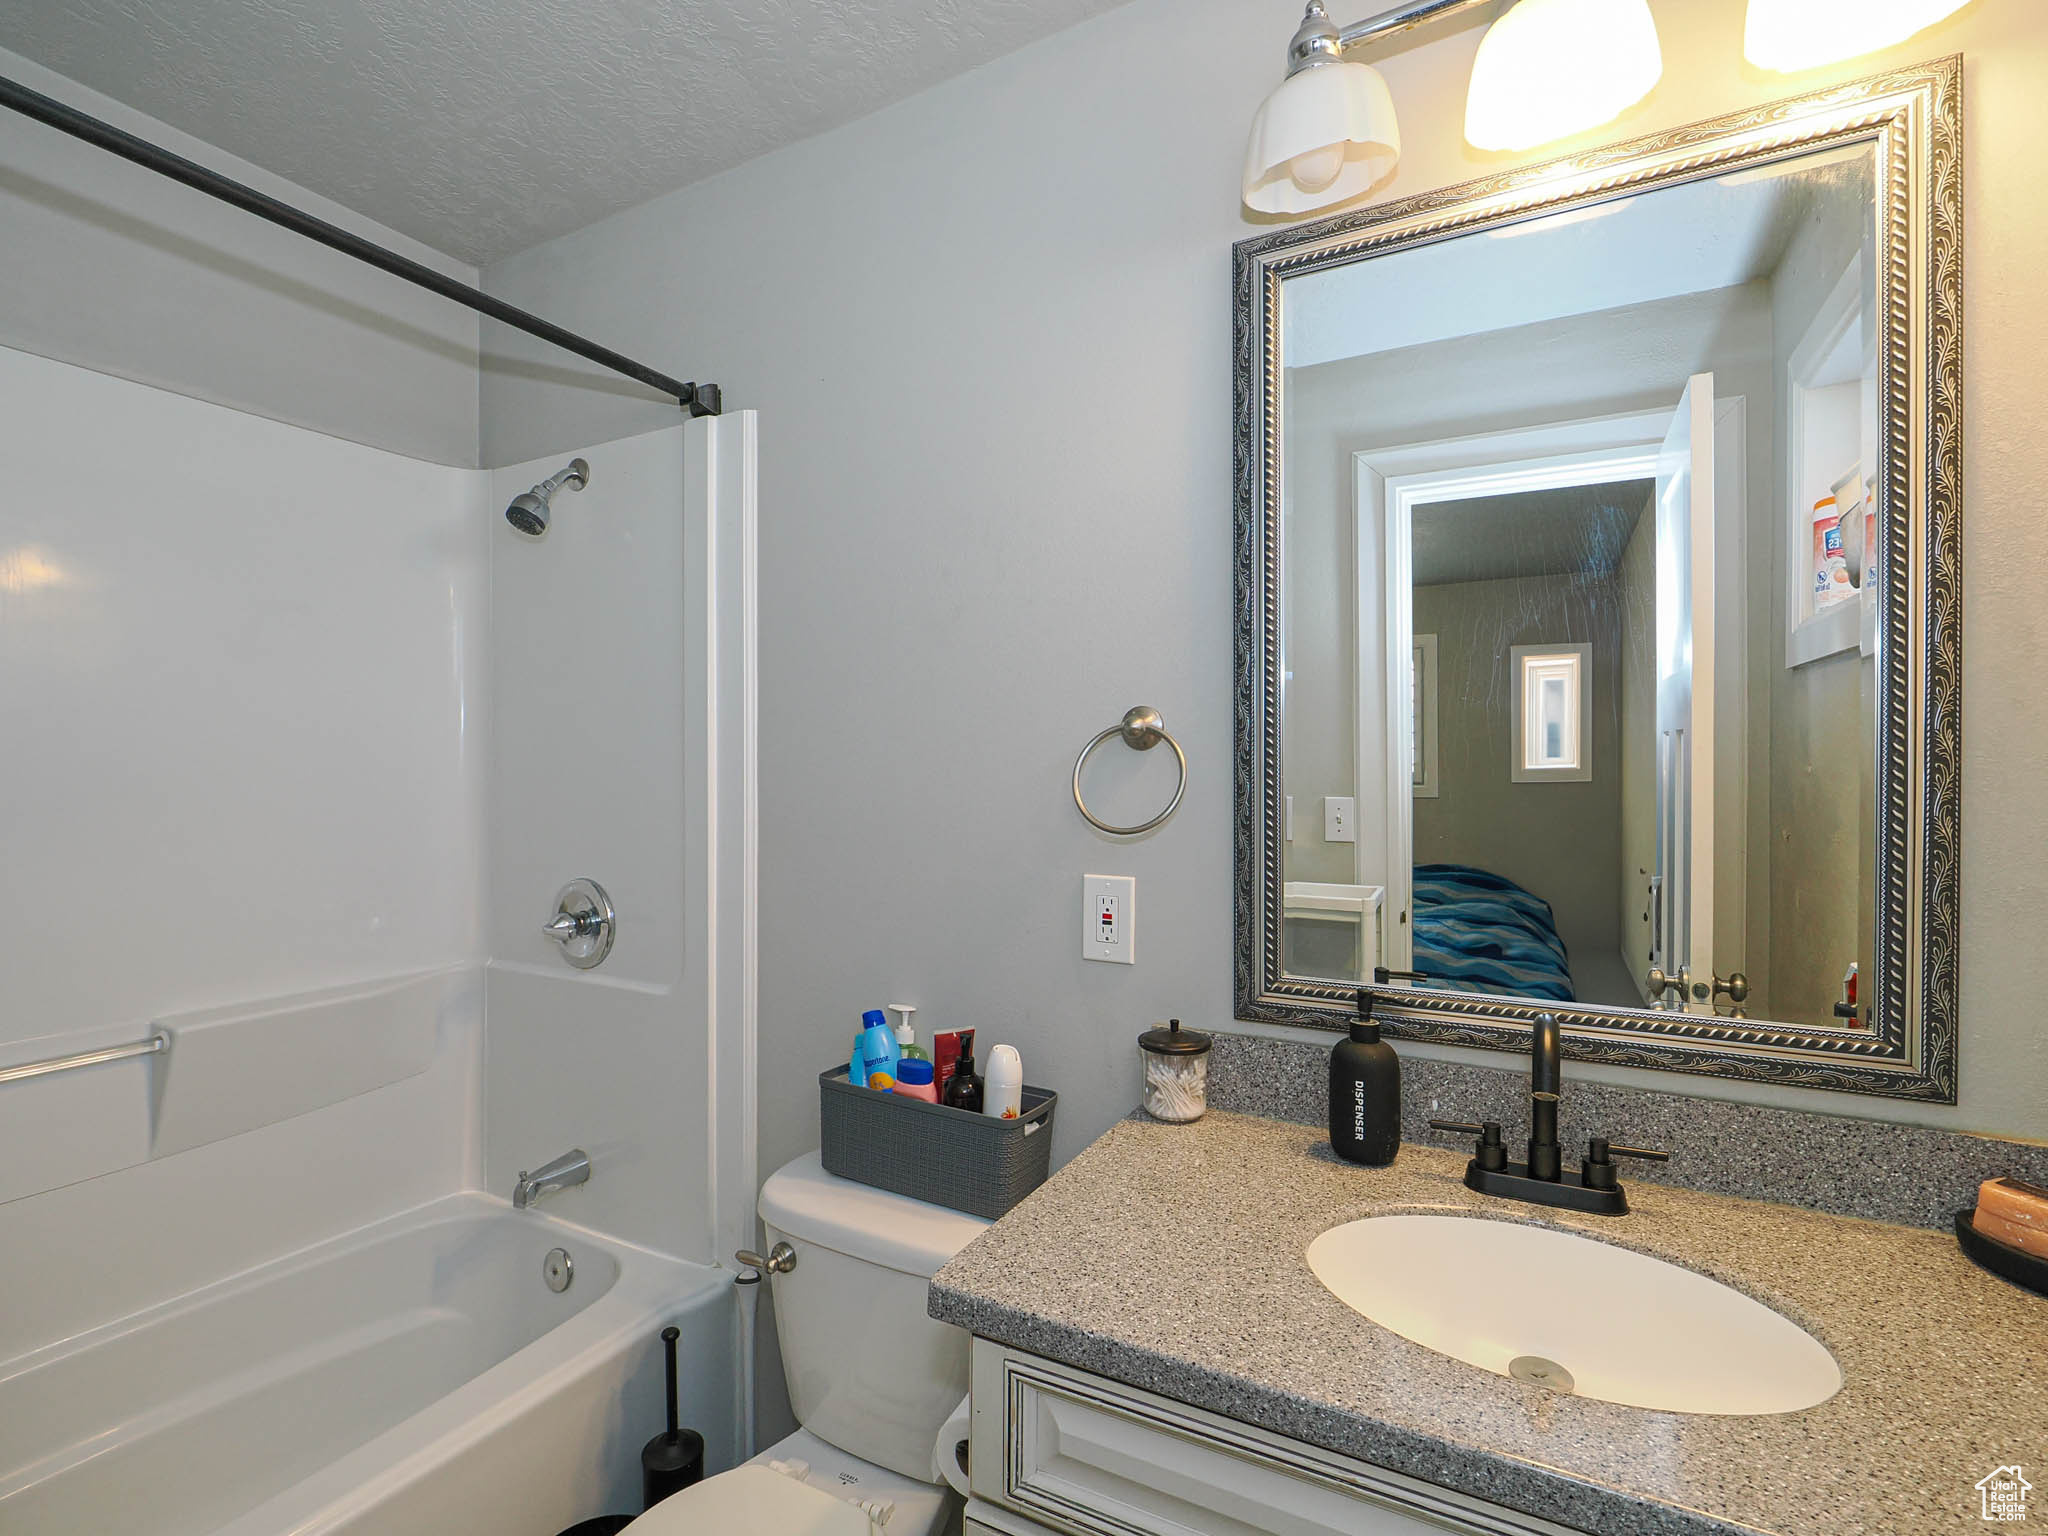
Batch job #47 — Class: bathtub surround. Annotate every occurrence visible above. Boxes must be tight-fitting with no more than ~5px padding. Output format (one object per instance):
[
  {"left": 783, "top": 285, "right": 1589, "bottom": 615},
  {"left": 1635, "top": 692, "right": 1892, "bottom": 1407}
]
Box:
[
  {"left": 0, "top": 333, "right": 759, "bottom": 1524},
  {"left": 148, "top": 971, "right": 450, "bottom": 1161},
  {"left": 1208, "top": 1031, "right": 2048, "bottom": 1231},
  {"left": 932, "top": 1112, "right": 2048, "bottom": 1536},
  {"left": 0, "top": 347, "right": 487, "bottom": 1363},
  {"left": 486, "top": 428, "right": 706, "bottom": 1261}
]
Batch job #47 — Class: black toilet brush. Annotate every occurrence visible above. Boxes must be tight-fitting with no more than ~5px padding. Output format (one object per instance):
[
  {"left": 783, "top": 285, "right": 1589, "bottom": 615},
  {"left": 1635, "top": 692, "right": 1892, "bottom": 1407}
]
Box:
[{"left": 640, "top": 1325, "right": 706, "bottom": 1510}]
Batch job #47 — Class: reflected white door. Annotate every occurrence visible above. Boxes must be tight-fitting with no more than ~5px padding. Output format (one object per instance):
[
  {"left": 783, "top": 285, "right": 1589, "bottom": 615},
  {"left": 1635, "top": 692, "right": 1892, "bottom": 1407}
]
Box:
[{"left": 1655, "top": 375, "right": 1716, "bottom": 1005}]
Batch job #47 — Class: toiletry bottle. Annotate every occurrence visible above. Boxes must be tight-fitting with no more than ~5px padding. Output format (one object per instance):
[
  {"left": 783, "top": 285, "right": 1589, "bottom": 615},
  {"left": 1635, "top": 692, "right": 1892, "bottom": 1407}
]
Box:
[
  {"left": 1812, "top": 495, "right": 1854, "bottom": 610},
  {"left": 932, "top": 1028, "right": 973, "bottom": 1096},
  {"left": 983, "top": 1044, "right": 1023, "bottom": 1120},
  {"left": 942, "top": 1041, "right": 984, "bottom": 1113},
  {"left": 892, "top": 1058, "right": 939, "bottom": 1103},
  {"left": 888, "top": 1003, "right": 929, "bottom": 1061},
  {"left": 851, "top": 1008, "right": 900, "bottom": 1089},
  {"left": 1329, "top": 991, "right": 1400, "bottom": 1166}
]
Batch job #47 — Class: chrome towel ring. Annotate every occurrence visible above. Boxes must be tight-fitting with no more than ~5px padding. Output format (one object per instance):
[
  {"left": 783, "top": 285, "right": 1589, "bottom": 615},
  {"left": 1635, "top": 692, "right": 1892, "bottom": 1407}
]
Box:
[{"left": 1073, "top": 706, "right": 1187, "bottom": 836}]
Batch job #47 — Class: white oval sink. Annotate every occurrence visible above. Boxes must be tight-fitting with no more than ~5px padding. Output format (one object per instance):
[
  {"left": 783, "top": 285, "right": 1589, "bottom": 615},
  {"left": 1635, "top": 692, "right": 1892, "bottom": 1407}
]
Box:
[{"left": 1307, "top": 1214, "right": 1841, "bottom": 1415}]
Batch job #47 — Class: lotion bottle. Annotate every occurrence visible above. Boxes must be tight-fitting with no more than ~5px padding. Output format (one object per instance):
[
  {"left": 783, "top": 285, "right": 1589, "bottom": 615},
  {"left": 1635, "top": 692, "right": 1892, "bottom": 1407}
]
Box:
[{"left": 1329, "top": 991, "right": 1400, "bottom": 1166}]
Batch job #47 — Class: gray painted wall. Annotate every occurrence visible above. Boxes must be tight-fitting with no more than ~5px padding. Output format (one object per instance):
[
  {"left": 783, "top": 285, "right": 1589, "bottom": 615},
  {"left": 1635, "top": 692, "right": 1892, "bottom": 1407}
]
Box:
[
  {"left": 470, "top": 0, "right": 2037, "bottom": 1445},
  {"left": 476, "top": 0, "right": 2048, "bottom": 1172},
  {"left": 0, "top": 47, "right": 480, "bottom": 466},
  {"left": 1766, "top": 193, "right": 1880, "bottom": 1027},
  {"left": 1412, "top": 569, "right": 1625, "bottom": 968}
]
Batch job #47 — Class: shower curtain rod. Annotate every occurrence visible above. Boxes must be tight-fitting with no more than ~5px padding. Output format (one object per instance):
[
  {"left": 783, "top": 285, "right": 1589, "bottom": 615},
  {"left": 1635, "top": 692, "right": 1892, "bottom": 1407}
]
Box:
[{"left": 0, "top": 73, "right": 721, "bottom": 417}]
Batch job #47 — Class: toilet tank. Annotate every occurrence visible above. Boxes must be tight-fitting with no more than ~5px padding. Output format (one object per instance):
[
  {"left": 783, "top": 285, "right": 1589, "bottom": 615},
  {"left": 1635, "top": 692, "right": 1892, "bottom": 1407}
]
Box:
[{"left": 759, "top": 1152, "right": 990, "bottom": 1481}]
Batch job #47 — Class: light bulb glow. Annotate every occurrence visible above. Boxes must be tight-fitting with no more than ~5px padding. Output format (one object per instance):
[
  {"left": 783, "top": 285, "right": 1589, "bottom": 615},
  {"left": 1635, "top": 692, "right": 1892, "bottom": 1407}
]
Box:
[
  {"left": 1464, "top": 0, "right": 1663, "bottom": 153},
  {"left": 1288, "top": 143, "right": 1347, "bottom": 193},
  {"left": 1743, "top": 0, "right": 1974, "bottom": 73}
]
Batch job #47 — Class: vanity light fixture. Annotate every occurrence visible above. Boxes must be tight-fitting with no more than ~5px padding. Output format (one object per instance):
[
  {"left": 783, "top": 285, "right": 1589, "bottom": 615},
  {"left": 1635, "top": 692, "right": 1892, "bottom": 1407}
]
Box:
[
  {"left": 1463, "top": 0, "right": 1662, "bottom": 153},
  {"left": 1243, "top": 0, "right": 1664, "bottom": 215},
  {"left": 1743, "top": 0, "right": 1976, "bottom": 73},
  {"left": 1241, "top": 0, "right": 1401, "bottom": 216}
]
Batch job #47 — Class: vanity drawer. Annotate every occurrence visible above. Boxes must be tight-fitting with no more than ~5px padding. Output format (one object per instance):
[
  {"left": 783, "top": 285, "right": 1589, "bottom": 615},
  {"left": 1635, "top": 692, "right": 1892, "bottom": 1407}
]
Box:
[{"left": 970, "top": 1342, "right": 1575, "bottom": 1536}]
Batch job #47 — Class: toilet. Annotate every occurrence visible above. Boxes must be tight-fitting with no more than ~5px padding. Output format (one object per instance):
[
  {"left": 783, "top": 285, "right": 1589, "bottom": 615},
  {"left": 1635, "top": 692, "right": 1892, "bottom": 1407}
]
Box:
[{"left": 627, "top": 1152, "right": 988, "bottom": 1536}]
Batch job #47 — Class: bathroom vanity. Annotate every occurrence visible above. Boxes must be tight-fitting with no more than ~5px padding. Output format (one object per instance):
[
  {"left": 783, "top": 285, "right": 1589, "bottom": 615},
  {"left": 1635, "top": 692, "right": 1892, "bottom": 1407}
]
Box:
[{"left": 931, "top": 1109, "right": 2048, "bottom": 1536}]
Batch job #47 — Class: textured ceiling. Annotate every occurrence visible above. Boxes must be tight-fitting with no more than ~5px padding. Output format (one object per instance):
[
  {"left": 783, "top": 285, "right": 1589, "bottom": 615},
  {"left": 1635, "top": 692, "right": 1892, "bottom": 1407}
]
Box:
[
  {"left": 3, "top": 0, "right": 1132, "bottom": 263},
  {"left": 1414, "top": 481, "right": 1653, "bottom": 588}
]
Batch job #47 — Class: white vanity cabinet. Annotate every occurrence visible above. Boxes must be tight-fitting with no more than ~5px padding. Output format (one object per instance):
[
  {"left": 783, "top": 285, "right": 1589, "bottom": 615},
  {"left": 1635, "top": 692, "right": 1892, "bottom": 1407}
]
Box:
[{"left": 964, "top": 1341, "right": 1581, "bottom": 1536}]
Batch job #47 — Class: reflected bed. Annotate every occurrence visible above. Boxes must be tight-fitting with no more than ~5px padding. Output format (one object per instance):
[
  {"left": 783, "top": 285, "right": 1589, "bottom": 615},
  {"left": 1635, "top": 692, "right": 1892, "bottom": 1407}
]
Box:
[{"left": 1410, "top": 864, "right": 1573, "bottom": 1002}]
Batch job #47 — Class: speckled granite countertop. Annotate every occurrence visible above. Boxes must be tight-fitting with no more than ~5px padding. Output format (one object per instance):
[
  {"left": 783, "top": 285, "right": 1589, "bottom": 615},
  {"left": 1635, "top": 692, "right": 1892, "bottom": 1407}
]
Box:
[{"left": 929, "top": 1111, "right": 2048, "bottom": 1536}]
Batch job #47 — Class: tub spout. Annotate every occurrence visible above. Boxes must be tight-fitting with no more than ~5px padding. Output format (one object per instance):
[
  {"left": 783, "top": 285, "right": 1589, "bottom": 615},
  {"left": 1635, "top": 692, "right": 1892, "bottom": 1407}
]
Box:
[{"left": 513, "top": 1149, "right": 590, "bottom": 1210}]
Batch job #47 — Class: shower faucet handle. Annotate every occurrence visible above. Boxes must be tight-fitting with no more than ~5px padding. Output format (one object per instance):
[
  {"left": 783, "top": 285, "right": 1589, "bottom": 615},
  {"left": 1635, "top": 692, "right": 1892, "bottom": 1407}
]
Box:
[{"left": 542, "top": 878, "right": 615, "bottom": 969}]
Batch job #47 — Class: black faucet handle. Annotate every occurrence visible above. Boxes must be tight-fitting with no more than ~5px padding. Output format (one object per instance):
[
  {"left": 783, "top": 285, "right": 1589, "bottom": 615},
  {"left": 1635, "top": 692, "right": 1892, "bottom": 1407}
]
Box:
[
  {"left": 1582, "top": 1136, "right": 1669, "bottom": 1191},
  {"left": 1430, "top": 1119, "right": 1507, "bottom": 1172}
]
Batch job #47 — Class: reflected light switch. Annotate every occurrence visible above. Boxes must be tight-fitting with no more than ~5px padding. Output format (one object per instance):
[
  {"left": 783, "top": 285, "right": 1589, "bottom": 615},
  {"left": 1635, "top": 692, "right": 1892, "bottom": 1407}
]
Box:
[{"left": 1324, "top": 796, "right": 1356, "bottom": 843}]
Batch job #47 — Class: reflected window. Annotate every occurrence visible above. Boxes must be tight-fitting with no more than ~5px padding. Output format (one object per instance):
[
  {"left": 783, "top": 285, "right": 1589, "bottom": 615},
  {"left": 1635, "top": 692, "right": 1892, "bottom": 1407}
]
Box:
[
  {"left": 1412, "top": 633, "right": 1439, "bottom": 798},
  {"left": 1511, "top": 643, "right": 1591, "bottom": 782}
]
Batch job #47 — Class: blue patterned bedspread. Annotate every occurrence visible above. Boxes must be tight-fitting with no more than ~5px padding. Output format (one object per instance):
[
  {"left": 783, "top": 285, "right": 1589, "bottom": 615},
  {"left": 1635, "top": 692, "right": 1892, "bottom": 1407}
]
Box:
[{"left": 1411, "top": 864, "right": 1574, "bottom": 1002}]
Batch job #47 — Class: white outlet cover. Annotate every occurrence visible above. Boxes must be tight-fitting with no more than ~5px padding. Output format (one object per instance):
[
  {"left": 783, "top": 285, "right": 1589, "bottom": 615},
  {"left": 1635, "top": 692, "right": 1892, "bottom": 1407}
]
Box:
[{"left": 1082, "top": 873, "right": 1136, "bottom": 964}]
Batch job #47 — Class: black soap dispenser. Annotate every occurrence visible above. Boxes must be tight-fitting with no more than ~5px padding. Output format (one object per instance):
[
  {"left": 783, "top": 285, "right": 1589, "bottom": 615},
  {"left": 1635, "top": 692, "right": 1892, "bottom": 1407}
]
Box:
[{"left": 1330, "top": 990, "right": 1400, "bottom": 1166}]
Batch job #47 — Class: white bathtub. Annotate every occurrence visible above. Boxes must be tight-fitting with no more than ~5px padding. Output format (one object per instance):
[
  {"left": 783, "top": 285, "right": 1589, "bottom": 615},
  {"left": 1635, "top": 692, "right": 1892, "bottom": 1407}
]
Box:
[{"left": 0, "top": 1192, "right": 734, "bottom": 1536}]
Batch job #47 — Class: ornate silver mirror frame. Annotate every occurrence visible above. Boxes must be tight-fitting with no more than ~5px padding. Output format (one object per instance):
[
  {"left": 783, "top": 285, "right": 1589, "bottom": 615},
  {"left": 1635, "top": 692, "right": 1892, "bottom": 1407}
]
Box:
[{"left": 1233, "top": 59, "right": 1961, "bottom": 1101}]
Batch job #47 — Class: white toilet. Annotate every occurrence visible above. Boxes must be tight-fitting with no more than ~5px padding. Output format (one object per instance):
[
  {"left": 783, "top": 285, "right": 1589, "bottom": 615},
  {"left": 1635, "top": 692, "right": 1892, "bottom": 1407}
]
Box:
[{"left": 627, "top": 1152, "right": 989, "bottom": 1536}]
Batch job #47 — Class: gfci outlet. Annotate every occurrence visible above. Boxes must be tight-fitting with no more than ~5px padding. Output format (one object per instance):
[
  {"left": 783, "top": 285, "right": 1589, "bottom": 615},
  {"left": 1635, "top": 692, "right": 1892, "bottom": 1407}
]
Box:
[{"left": 1082, "top": 874, "right": 1136, "bottom": 964}]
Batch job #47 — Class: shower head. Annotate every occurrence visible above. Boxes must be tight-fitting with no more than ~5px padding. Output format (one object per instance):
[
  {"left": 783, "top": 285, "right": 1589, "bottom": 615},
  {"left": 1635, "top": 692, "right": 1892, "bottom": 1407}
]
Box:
[{"left": 505, "top": 458, "right": 590, "bottom": 537}]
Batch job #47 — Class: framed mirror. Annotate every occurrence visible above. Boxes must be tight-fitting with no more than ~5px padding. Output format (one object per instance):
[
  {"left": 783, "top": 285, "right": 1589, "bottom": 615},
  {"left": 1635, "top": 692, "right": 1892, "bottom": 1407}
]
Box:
[{"left": 1233, "top": 59, "right": 1960, "bottom": 1101}]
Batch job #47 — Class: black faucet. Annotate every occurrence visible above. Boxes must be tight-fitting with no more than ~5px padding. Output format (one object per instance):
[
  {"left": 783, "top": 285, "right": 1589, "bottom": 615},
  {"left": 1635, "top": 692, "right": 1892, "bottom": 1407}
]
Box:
[
  {"left": 1528, "top": 1011, "right": 1562, "bottom": 1180},
  {"left": 1430, "top": 1013, "right": 1668, "bottom": 1215}
]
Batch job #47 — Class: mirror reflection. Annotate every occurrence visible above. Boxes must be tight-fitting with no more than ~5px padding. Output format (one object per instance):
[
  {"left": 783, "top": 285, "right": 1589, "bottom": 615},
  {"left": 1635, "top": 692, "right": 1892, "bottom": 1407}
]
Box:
[{"left": 1279, "top": 141, "right": 1879, "bottom": 1029}]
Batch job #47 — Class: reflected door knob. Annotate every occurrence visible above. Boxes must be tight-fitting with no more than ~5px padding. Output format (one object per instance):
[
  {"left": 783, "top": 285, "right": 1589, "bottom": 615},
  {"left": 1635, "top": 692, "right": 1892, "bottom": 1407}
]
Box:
[
  {"left": 1646, "top": 966, "right": 1688, "bottom": 1001},
  {"left": 1712, "top": 971, "right": 1750, "bottom": 1005}
]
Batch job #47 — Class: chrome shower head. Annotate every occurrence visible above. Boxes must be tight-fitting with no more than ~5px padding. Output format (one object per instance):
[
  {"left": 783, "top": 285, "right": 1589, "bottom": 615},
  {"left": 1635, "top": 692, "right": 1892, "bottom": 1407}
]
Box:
[{"left": 505, "top": 458, "right": 590, "bottom": 537}]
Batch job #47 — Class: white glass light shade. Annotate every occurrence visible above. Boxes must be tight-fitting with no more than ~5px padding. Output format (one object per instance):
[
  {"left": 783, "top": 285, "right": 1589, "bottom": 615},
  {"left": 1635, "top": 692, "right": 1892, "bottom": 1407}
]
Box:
[
  {"left": 1242, "top": 60, "right": 1400, "bottom": 216},
  {"left": 1464, "top": 0, "right": 1663, "bottom": 153},
  {"left": 1744, "top": 0, "right": 1973, "bottom": 72}
]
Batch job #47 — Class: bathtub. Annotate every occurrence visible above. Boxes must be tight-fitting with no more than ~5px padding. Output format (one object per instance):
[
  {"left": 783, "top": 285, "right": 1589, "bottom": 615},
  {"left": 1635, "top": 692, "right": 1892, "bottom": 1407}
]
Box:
[{"left": 0, "top": 1192, "right": 733, "bottom": 1536}]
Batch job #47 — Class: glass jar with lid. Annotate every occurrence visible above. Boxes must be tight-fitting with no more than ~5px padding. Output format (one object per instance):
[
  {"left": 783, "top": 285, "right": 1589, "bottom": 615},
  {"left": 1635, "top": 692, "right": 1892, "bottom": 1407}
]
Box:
[{"left": 1138, "top": 1018, "right": 1213, "bottom": 1122}]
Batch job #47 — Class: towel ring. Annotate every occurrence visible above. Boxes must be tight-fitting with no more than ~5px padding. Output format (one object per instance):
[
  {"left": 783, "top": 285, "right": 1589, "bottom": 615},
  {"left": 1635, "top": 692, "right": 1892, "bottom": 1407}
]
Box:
[{"left": 1073, "top": 706, "right": 1187, "bottom": 836}]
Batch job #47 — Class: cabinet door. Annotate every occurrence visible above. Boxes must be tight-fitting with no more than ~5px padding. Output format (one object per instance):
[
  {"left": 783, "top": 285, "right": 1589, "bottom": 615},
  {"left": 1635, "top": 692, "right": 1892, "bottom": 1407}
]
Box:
[{"left": 971, "top": 1343, "right": 1578, "bottom": 1536}]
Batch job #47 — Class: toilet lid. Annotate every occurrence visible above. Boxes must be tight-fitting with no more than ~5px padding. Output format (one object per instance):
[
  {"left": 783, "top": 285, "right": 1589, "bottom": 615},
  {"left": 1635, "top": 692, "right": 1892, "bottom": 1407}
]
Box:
[{"left": 625, "top": 1466, "right": 876, "bottom": 1536}]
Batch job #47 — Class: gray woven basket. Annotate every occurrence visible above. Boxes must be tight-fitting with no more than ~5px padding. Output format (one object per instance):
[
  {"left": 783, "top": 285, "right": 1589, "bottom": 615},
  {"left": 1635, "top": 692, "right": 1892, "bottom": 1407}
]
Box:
[{"left": 819, "top": 1066, "right": 1056, "bottom": 1220}]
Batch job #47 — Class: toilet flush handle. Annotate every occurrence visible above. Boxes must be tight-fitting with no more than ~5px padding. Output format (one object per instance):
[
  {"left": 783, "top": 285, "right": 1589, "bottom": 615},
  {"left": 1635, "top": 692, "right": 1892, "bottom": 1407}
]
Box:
[{"left": 736, "top": 1241, "right": 796, "bottom": 1275}]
